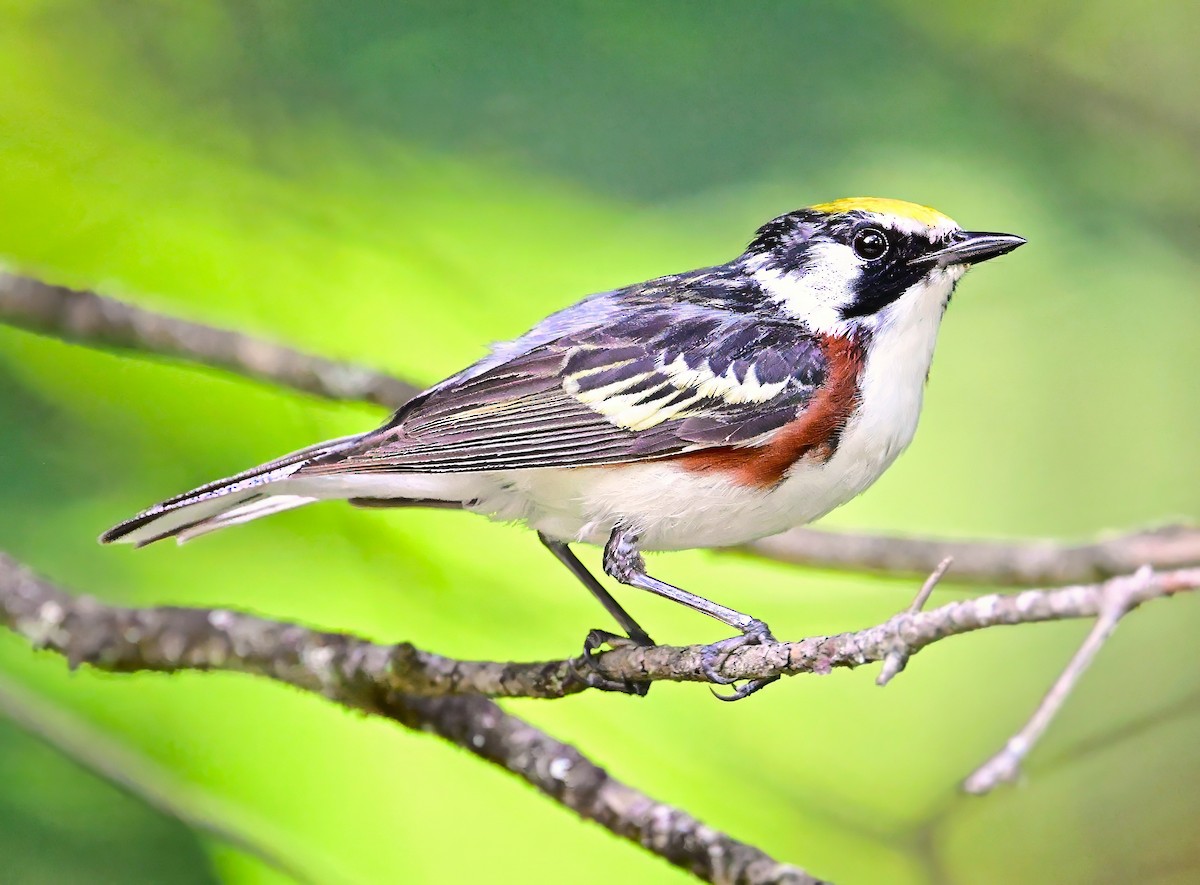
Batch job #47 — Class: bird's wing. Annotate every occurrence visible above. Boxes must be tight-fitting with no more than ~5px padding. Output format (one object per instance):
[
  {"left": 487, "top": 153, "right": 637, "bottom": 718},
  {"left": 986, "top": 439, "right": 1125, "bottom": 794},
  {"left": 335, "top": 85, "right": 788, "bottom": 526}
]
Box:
[{"left": 300, "top": 307, "right": 832, "bottom": 475}]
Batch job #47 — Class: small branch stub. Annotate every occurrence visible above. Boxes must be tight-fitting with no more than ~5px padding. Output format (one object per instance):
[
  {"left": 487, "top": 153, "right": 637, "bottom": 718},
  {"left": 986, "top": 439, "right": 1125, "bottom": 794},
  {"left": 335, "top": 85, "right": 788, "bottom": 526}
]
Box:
[{"left": 876, "top": 556, "right": 954, "bottom": 686}]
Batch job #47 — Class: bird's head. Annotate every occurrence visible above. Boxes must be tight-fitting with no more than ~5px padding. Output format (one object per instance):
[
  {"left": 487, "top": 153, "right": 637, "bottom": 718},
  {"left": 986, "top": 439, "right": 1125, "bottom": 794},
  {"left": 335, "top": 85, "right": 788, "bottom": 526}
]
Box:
[{"left": 740, "top": 197, "right": 1025, "bottom": 336}]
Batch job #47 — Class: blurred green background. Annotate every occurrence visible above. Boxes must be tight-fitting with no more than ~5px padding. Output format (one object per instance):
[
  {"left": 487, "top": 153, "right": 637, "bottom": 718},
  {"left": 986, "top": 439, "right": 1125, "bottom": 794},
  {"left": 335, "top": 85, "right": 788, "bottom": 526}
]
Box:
[{"left": 1, "top": 2, "right": 1198, "bottom": 883}]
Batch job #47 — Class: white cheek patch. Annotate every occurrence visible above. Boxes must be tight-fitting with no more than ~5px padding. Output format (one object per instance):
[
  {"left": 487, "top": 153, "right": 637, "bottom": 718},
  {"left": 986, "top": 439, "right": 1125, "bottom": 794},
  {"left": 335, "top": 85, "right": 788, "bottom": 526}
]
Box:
[{"left": 753, "top": 241, "right": 862, "bottom": 334}]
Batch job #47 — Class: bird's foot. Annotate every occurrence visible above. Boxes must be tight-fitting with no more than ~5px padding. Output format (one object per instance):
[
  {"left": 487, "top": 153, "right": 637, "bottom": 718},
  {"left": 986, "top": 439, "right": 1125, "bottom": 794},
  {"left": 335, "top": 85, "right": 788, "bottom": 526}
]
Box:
[
  {"left": 571, "top": 628, "right": 653, "bottom": 697},
  {"left": 700, "top": 619, "right": 780, "bottom": 701}
]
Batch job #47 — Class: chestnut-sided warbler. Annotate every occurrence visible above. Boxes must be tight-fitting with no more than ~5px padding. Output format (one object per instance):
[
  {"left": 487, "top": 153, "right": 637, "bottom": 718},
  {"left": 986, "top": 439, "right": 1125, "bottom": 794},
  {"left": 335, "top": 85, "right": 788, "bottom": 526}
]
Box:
[{"left": 103, "top": 197, "right": 1025, "bottom": 698}]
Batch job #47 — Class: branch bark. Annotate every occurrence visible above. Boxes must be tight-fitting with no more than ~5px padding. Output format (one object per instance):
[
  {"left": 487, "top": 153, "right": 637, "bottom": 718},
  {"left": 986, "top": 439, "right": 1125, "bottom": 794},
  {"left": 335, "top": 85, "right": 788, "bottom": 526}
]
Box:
[
  {"left": 0, "top": 270, "right": 418, "bottom": 408},
  {"left": 5, "top": 547, "right": 1198, "bottom": 800},
  {"left": 745, "top": 523, "right": 1200, "bottom": 586},
  {"left": 0, "top": 552, "right": 820, "bottom": 885},
  {"left": 3, "top": 269, "right": 1196, "bottom": 585},
  {"left": 7, "top": 550, "right": 1195, "bottom": 703},
  {"left": 962, "top": 566, "right": 1154, "bottom": 794}
]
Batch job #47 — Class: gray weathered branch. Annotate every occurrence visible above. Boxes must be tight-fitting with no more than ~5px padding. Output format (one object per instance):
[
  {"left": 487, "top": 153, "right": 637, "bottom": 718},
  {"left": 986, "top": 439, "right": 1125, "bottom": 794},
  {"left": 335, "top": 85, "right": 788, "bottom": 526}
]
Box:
[
  {"left": 0, "top": 270, "right": 418, "bottom": 408},
  {"left": 7, "top": 548, "right": 1194, "bottom": 703},
  {"left": 962, "top": 566, "right": 1155, "bottom": 794},
  {"left": 0, "top": 552, "right": 819, "bottom": 885},
  {"left": 5, "top": 548, "right": 1198, "bottom": 798},
  {"left": 745, "top": 523, "right": 1200, "bottom": 586},
  {"left": 3, "top": 269, "right": 1195, "bottom": 585}
]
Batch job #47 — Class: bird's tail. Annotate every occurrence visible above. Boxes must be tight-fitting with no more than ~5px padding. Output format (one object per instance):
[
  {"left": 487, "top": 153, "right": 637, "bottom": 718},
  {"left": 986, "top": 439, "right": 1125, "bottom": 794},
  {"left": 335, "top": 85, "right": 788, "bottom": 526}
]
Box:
[{"left": 100, "top": 434, "right": 367, "bottom": 547}]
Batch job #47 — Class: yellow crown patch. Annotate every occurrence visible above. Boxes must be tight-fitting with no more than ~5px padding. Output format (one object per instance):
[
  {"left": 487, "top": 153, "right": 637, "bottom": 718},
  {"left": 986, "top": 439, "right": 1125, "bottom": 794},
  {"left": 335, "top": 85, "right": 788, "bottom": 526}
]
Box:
[{"left": 811, "top": 197, "right": 955, "bottom": 228}]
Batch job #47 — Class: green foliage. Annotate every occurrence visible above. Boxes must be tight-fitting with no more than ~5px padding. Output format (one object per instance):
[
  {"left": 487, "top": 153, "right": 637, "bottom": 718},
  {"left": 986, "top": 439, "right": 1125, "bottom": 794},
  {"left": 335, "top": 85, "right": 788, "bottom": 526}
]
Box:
[{"left": 0, "top": 2, "right": 1197, "bottom": 882}]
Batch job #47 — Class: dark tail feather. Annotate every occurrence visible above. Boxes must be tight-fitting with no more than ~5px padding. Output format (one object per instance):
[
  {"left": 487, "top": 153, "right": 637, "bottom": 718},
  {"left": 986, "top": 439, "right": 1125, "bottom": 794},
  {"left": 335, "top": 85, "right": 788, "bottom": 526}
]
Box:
[{"left": 100, "top": 433, "right": 365, "bottom": 546}]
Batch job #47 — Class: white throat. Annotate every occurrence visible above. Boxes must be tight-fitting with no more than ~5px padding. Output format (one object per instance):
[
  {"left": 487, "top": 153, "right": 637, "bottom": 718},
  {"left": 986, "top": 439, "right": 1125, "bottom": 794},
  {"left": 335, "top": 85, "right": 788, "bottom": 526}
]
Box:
[{"left": 847, "top": 265, "right": 963, "bottom": 466}]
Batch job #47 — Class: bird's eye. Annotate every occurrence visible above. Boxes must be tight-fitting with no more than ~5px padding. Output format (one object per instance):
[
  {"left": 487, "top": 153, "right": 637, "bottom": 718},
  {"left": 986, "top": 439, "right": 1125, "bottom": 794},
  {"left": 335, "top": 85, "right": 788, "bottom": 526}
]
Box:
[{"left": 852, "top": 227, "right": 889, "bottom": 261}]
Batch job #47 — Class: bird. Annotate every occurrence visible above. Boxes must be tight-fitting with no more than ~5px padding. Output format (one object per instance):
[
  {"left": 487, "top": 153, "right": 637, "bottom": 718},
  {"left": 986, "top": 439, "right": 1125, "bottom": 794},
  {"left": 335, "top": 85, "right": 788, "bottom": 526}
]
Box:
[{"left": 101, "top": 197, "right": 1025, "bottom": 698}]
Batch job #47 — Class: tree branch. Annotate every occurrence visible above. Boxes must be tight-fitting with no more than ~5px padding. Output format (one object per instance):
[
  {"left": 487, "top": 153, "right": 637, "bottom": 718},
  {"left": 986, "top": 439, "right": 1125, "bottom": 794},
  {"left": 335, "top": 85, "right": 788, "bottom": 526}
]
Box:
[
  {"left": 962, "top": 566, "right": 1153, "bottom": 794},
  {"left": 0, "top": 552, "right": 820, "bottom": 885},
  {"left": 0, "top": 270, "right": 418, "bottom": 408},
  {"left": 3, "top": 269, "right": 1196, "bottom": 586},
  {"left": 7, "top": 547, "right": 1194, "bottom": 703},
  {"left": 5, "top": 549, "right": 1198, "bottom": 797},
  {"left": 745, "top": 523, "right": 1200, "bottom": 586}
]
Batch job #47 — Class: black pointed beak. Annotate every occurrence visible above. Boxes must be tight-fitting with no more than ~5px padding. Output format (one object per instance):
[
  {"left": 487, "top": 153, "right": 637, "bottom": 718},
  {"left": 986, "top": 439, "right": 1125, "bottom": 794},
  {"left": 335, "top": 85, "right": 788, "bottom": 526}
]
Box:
[{"left": 911, "top": 231, "right": 1027, "bottom": 268}]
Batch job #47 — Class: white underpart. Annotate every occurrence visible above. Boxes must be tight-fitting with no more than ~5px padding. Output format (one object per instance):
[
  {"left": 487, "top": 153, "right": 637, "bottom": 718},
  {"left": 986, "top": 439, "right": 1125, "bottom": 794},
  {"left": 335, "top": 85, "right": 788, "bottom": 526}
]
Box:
[
  {"left": 293, "top": 265, "right": 963, "bottom": 550},
  {"left": 539, "top": 264, "right": 964, "bottom": 549}
]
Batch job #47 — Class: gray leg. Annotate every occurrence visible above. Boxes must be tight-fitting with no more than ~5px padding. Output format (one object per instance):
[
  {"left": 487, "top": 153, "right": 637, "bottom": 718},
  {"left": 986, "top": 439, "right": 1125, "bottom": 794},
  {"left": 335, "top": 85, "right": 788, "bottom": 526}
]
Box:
[
  {"left": 539, "top": 532, "right": 653, "bottom": 697},
  {"left": 538, "top": 533, "right": 654, "bottom": 647},
  {"left": 602, "top": 526, "right": 780, "bottom": 700}
]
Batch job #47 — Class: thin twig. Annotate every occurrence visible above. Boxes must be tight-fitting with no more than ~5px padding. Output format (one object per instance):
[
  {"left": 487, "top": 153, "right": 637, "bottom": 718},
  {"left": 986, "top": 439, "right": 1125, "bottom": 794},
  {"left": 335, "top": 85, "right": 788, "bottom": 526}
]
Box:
[
  {"left": 909, "top": 556, "right": 954, "bottom": 614},
  {"left": 962, "top": 566, "right": 1154, "bottom": 794},
  {"left": 0, "top": 552, "right": 821, "bottom": 885},
  {"left": 2, "top": 270, "right": 1197, "bottom": 585},
  {"left": 877, "top": 556, "right": 954, "bottom": 685}
]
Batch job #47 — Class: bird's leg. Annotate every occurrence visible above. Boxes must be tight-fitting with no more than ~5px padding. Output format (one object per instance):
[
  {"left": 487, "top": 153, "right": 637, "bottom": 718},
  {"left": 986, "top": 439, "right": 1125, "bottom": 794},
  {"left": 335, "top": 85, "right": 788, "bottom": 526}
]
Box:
[
  {"left": 539, "top": 533, "right": 654, "bottom": 646},
  {"left": 538, "top": 533, "right": 653, "bottom": 696},
  {"left": 602, "top": 526, "right": 780, "bottom": 701}
]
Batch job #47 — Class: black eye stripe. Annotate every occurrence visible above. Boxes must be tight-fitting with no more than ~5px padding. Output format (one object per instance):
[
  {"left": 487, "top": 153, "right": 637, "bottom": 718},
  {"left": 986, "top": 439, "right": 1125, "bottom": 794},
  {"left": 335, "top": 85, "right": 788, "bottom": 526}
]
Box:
[{"left": 841, "top": 233, "right": 941, "bottom": 319}]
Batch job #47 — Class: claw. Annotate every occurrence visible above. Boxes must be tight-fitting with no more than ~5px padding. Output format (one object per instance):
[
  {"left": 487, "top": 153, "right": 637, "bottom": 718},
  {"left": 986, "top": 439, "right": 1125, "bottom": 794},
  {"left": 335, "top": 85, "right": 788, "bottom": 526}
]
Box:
[
  {"left": 581, "top": 628, "right": 634, "bottom": 666},
  {"left": 700, "top": 635, "right": 746, "bottom": 684},
  {"left": 711, "top": 675, "right": 780, "bottom": 701},
  {"left": 570, "top": 628, "right": 652, "bottom": 696},
  {"left": 699, "top": 619, "right": 777, "bottom": 701}
]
